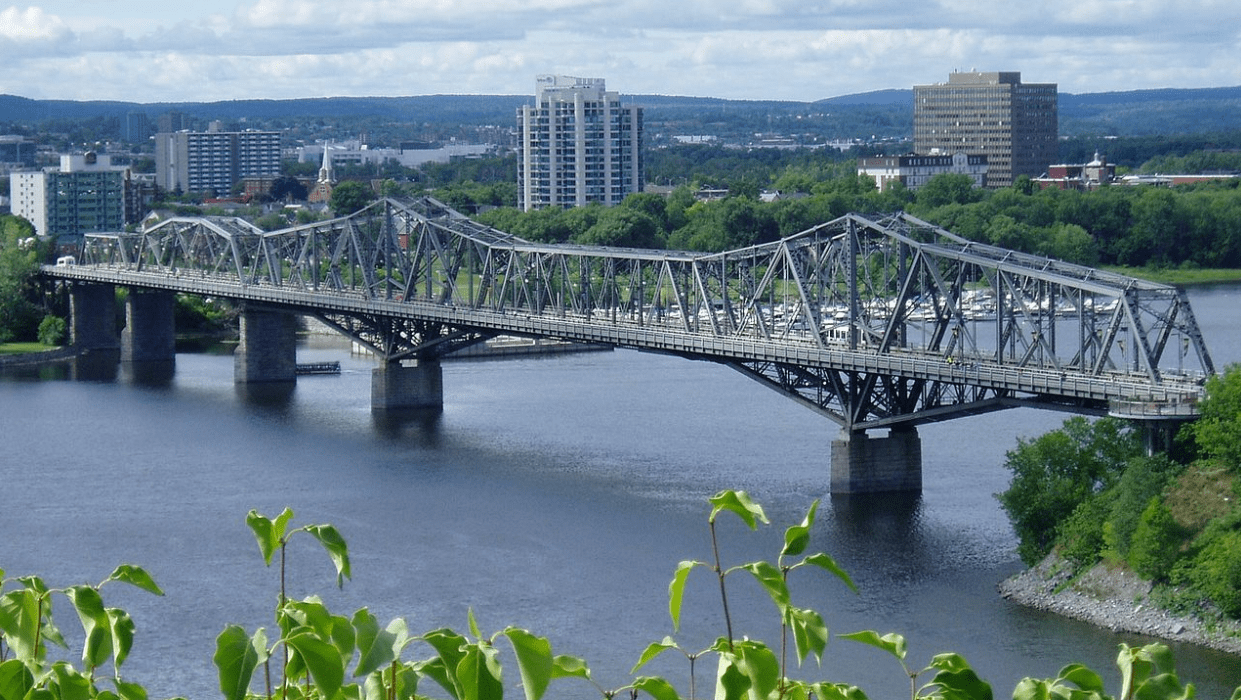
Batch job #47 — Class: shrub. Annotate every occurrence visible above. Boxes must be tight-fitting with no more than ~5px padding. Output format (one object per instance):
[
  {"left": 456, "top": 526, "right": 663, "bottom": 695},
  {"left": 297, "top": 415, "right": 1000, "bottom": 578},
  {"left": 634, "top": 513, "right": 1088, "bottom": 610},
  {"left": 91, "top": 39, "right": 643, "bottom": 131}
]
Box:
[
  {"left": 1105, "top": 454, "right": 1180, "bottom": 559},
  {"left": 1129, "top": 497, "right": 1190, "bottom": 581},
  {"left": 37, "top": 314, "right": 66, "bottom": 346},
  {"left": 1058, "top": 493, "right": 1112, "bottom": 569}
]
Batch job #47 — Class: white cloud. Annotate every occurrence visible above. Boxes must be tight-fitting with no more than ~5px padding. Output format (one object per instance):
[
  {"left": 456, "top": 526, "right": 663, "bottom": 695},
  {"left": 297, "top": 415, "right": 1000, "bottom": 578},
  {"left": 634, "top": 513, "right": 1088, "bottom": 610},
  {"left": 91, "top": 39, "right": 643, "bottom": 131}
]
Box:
[{"left": 0, "top": 0, "right": 1238, "bottom": 101}]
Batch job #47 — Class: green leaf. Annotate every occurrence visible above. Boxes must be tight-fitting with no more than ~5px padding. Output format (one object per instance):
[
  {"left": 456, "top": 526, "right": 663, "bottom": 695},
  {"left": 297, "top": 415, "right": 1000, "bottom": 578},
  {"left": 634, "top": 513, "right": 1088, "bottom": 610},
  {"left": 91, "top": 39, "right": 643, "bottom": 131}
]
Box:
[
  {"left": 503, "top": 628, "right": 554, "bottom": 700},
  {"left": 631, "top": 637, "right": 679, "bottom": 673},
  {"left": 352, "top": 608, "right": 399, "bottom": 678},
  {"left": 928, "top": 669, "right": 993, "bottom": 700},
  {"left": 214, "top": 624, "right": 260, "bottom": 700},
  {"left": 420, "top": 628, "right": 470, "bottom": 699},
  {"left": 0, "top": 659, "right": 34, "bottom": 700},
  {"left": 0, "top": 589, "right": 48, "bottom": 662},
  {"left": 806, "top": 682, "right": 870, "bottom": 700},
  {"left": 1055, "top": 663, "right": 1104, "bottom": 693},
  {"left": 714, "top": 654, "right": 752, "bottom": 700},
  {"left": 840, "top": 630, "right": 906, "bottom": 661},
  {"left": 246, "top": 508, "right": 293, "bottom": 566},
  {"left": 65, "top": 586, "right": 111, "bottom": 669},
  {"left": 708, "top": 490, "right": 769, "bottom": 529},
  {"left": 782, "top": 500, "right": 819, "bottom": 558},
  {"left": 551, "top": 655, "right": 591, "bottom": 681},
  {"left": 631, "top": 676, "right": 681, "bottom": 700},
  {"left": 467, "top": 608, "right": 482, "bottom": 641},
  {"left": 667, "top": 560, "right": 698, "bottom": 632},
  {"left": 456, "top": 643, "right": 503, "bottom": 700},
  {"left": 786, "top": 606, "right": 828, "bottom": 665},
  {"left": 742, "top": 561, "right": 790, "bottom": 610},
  {"left": 285, "top": 629, "right": 346, "bottom": 700},
  {"left": 304, "top": 524, "right": 352, "bottom": 589},
  {"left": 800, "top": 553, "right": 857, "bottom": 593},
  {"left": 106, "top": 608, "right": 136, "bottom": 668},
  {"left": 50, "top": 662, "right": 93, "bottom": 700},
  {"left": 112, "top": 679, "right": 148, "bottom": 700},
  {"left": 104, "top": 566, "right": 164, "bottom": 596}
]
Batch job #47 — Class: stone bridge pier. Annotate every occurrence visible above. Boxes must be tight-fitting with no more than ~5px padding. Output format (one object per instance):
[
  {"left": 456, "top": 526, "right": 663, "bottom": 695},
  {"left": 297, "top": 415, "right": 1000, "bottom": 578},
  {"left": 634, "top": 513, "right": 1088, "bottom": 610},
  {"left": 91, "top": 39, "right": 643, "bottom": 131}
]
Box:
[
  {"left": 122, "top": 289, "right": 176, "bottom": 364},
  {"left": 234, "top": 306, "right": 298, "bottom": 383},
  {"left": 69, "top": 282, "right": 120, "bottom": 352},
  {"left": 830, "top": 427, "right": 923, "bottom": 493},
  {"left": 371, "top": 359, "right": 443, "bottom": 412}
]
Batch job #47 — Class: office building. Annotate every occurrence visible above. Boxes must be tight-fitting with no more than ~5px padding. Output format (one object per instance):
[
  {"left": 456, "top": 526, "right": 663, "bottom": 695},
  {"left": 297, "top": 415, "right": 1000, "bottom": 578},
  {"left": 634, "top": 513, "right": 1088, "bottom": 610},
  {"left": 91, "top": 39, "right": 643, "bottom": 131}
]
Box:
[
  {"left": 517, "top": 75, "right": 643, "bottom": 211},
  {"left": 155, "top": 130, "right": 282, "bottom": 196},
  {"left": 913, "top": 71, "right": 1058, "bottom": 188},
  {"left": 121, "top": 112, "right": 151, "bottom": 143},
  {"left": 858, "top": 152, "right": 988, "bottom": 192},
  {"left": 10, "top": 153, "right": 129, "bottom": 242},
  {"left": 0, "top": 136, "right": 37, "bottom": 172}
]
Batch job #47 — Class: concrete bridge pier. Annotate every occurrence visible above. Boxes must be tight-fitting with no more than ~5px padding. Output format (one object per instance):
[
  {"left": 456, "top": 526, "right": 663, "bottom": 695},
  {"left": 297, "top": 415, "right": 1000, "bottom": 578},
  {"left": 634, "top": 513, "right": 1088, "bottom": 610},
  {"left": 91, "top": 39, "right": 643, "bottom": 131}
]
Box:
[
  {"left": 69, "top": 282, "right": 119, "bottom": 351},
  {"left": 830, "top": 427, "right": 923, "bottom": 493},
  {"left": 371, "top": 358, "right": 443, "bottom": 412},
  {"left": 122, "top": 289, "right": 176, "bottom": 364},
  {"left": 234, "top": 306, "right": 298, "bottom": 383}
]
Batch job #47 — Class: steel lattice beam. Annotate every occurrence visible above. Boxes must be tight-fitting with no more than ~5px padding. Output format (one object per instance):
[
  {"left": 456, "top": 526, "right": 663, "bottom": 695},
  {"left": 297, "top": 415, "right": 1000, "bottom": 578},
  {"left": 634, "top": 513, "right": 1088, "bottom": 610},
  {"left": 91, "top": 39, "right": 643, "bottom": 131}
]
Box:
[{"left": 60, "top": 197, "right": 1214, "bottom": 430}]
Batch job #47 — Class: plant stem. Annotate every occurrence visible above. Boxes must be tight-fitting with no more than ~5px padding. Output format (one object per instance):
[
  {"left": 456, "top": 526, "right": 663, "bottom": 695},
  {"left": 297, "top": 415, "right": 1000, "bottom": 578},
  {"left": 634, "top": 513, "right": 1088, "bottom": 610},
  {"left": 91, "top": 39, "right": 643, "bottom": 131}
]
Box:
[{"left": 709, "top": 519, "right": 735, "bottom": 648}]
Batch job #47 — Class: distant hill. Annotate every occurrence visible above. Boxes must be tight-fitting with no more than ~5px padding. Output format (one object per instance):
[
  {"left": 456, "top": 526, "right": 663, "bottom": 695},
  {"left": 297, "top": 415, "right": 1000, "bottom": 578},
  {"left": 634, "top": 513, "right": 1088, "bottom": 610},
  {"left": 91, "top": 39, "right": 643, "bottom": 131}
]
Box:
[{"left": 2, "top": 85, "right": 1239, "bottom": 139}]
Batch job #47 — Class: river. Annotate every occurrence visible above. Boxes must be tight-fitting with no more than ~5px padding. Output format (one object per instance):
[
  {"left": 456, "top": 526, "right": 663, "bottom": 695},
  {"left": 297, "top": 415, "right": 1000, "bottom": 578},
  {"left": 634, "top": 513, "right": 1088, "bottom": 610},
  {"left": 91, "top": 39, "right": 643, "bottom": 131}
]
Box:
[{"left": 3, "top": 285, "right": 1241, "bottom": 699}]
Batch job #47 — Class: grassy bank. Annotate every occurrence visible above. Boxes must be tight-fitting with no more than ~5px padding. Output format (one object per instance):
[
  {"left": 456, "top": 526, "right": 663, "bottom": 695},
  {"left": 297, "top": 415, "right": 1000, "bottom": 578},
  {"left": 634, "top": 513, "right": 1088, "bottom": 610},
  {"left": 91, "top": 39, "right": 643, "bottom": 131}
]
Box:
[
  {"left": 1105, "top": 266, "right": 1241, "bottom": 286},
  {"left": 0, "top": 342, "right": 57, "bottom": 355}
]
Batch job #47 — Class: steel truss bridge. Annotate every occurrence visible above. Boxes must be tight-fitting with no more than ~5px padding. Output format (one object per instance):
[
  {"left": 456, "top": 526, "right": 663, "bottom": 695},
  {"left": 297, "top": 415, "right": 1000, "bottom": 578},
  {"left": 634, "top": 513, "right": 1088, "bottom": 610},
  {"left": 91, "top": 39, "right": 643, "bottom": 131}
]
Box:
[{"left": 47, "top": 196, "right": 1214, "bottom": 432}]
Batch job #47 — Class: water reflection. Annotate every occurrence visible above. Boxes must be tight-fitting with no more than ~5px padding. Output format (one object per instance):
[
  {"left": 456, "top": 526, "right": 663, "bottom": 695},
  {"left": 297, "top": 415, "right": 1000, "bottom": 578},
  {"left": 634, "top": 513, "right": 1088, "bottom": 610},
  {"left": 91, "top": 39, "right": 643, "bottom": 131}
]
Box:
[
  {"left": 121, "top": 360, "right": 177, "bottom": 387},
  {"left": 371, "top": 407, "right": 443, "bottom": 442}
]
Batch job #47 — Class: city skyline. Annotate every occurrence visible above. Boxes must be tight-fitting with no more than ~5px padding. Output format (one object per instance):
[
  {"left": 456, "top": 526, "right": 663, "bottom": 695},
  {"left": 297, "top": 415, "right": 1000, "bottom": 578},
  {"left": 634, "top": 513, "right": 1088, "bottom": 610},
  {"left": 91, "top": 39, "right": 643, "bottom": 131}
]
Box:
[{"left": 1, "top": 0, "right": 1239, "bottom": 104}]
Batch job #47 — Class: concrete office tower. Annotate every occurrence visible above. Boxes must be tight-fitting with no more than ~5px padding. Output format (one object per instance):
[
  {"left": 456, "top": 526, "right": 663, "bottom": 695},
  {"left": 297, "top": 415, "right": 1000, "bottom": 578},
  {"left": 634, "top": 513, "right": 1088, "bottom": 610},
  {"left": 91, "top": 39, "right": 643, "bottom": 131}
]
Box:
[
  {"left": 914, "top": 71, "right": 1058, "bottom": 188},
  {"left": 517, "top": 75, "right": 643, "bottom": 211}
]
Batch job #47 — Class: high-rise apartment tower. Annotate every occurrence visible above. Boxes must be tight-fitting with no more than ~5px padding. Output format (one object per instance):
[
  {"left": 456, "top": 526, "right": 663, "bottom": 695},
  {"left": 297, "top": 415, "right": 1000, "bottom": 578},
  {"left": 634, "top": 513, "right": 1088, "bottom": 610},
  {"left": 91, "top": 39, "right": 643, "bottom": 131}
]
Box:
[
  {"left": 913, "top": 71, "right": 1058, "bottom": 188},
  {"left": 517, "top": 76, "right": 643, "bottom": 211},
  {"left": 155, "top": 130, "right": 281, "bottom": 196}
]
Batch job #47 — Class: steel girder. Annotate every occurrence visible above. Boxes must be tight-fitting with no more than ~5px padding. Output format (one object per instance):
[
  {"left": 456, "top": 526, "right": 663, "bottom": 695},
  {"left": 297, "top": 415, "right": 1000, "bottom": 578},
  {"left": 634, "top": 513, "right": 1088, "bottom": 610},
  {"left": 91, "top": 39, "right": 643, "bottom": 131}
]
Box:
[{"left": 76, "top": 198, "right": 1214, "bottom": 430}]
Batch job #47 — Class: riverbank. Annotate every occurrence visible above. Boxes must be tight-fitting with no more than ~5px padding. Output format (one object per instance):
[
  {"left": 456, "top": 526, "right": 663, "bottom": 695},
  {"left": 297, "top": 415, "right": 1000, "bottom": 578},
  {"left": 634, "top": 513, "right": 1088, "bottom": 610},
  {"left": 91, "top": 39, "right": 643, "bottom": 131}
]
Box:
[
  {"left": 998, "top": 554, "right": 1241, "bottom": 655},
  {"left": 0, "top": 345, "right": 77, "bottom": 367}
]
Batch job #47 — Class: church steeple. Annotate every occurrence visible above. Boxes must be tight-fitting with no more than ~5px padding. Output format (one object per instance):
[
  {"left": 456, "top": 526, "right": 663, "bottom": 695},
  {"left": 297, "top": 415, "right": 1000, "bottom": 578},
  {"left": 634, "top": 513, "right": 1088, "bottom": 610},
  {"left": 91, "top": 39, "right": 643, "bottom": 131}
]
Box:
[
  {"left": 308, "top": 141, "right": 337, "bottom": 204},
  {"left": 318, "top": 141, "right": 335, "bottom": 184}
]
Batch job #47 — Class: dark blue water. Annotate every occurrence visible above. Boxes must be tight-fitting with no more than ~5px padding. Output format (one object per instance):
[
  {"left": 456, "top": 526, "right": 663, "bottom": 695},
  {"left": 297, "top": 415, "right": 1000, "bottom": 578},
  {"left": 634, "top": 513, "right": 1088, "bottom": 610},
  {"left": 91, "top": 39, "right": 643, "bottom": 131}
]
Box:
[{"left": 3, "top": 285, "right": 1241, "bottom": 700}]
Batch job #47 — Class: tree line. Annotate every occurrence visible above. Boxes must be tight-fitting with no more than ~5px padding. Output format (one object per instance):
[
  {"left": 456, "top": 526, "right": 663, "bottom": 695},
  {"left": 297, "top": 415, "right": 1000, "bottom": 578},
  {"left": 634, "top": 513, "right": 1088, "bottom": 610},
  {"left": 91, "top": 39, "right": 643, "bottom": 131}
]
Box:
[{"left": 998, "top": 365, "right": 1241, "bottom": 622}]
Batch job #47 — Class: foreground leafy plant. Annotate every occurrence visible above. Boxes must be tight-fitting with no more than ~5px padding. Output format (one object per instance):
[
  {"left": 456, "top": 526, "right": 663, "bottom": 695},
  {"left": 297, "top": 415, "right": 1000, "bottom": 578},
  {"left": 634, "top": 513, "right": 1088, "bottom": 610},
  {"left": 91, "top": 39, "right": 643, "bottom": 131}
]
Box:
[
  {"left": 215, "top": 508, "right": 589, "bottom": 700},
  {"left": 0, "top": 564, "right": 165, "bottom": 700},
  {"left": 7, "top": 493, "right": 1236, "bottom": 700}
]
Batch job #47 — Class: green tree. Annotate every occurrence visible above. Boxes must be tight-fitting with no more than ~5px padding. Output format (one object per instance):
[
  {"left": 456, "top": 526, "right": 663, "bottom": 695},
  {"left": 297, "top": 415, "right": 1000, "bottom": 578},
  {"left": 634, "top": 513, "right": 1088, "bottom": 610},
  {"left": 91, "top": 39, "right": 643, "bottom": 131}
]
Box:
[
  {"left": 328, "top": 180, "right": 376, "bottom": 216},
  {"left": 1190, "top": 364, "right": 1241, "bottom": 470},
  {"left": 997, "top": 417, "right": 1142, "bottom": 565},
  {"left": 578, "top": 208, "right": 662, "bottom": 248},
  {"left": 914, "top": 173, "right": 985, "bottom": 210},
  {"left": 0, "top": 215, "right": 47, "bottom": 343},
  {"left": 268, "top": 175, "right": 308, "bottom": 203},
  {"left": 1128, "top": 497, "right": 1188, "bottom": 581}
]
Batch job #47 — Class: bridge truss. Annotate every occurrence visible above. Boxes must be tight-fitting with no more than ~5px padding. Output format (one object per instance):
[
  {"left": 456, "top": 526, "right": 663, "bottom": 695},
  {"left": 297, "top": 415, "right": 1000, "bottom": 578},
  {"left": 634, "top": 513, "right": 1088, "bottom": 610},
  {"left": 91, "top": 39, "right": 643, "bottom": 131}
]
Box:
[{"left": 70, "top": 197, "right": 1214, "bottom": 431}]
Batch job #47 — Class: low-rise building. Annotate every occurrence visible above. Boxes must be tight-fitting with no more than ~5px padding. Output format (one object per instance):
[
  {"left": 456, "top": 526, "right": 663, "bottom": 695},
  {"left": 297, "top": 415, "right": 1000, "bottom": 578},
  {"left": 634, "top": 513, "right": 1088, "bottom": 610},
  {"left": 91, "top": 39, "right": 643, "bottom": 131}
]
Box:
[
  {"left": 858, "top": 152, "right": 988, "bottom": 191},
  {"left": 1033, "top": 154, "right": 1116, "bottom": 190}
]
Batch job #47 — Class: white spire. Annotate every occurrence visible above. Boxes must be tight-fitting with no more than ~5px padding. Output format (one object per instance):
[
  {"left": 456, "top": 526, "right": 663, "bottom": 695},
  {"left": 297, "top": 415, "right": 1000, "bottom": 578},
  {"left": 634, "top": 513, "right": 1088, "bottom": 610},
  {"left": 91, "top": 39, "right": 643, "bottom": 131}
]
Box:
[{"left": 318, "top": 142, "right": 334, "bottom": 183}]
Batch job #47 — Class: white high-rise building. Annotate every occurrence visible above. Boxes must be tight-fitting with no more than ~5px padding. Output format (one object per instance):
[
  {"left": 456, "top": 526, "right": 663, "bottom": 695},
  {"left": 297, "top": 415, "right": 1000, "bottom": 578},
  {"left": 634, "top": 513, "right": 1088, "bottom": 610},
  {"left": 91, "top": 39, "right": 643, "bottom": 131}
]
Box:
[{"left": 517, "top": 76, "right": 643, "bottom": 211}]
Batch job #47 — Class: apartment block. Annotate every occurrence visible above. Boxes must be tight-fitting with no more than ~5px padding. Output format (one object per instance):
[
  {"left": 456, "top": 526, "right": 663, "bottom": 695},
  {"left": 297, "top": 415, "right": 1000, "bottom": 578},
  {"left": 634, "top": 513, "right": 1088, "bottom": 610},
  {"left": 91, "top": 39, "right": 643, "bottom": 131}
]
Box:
[
  {"left": 517, "top": 75, "right": 643, "bottom": 211},
  {"left": 155, "top": 130, "right": 282, "bottom": 196}
]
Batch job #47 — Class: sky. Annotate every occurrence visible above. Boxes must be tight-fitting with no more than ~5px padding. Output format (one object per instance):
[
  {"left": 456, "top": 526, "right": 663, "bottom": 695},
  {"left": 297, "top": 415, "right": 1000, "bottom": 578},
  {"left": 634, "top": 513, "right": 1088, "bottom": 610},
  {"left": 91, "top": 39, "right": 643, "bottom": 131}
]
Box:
[{"left": 1, "top": 0, "right": 1239, "bottom": 104}]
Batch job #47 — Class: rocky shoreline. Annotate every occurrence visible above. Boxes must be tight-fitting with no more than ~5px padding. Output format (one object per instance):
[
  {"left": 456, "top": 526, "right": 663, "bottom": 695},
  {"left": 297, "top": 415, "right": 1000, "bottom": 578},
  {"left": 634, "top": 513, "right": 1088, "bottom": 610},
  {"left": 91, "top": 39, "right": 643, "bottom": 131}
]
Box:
[{"left": 998, "top": 555, "right": 1241, "bottom": 656}]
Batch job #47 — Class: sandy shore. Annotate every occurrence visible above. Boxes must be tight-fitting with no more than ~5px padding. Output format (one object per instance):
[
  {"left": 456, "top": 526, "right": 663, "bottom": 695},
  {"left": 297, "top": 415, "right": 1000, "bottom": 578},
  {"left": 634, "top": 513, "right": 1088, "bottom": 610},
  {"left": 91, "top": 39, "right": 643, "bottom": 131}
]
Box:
[{"left": 997, "top": 555, "right": 1241, "bottom": 656}]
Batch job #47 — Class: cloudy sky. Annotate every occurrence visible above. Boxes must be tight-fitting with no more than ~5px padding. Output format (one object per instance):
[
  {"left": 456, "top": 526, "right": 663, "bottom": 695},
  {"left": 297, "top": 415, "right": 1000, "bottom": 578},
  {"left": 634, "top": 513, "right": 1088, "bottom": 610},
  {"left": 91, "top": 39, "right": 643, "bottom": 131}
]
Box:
[{"left": 2, "top": 0, "right": 1239, "bottom": 103}]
